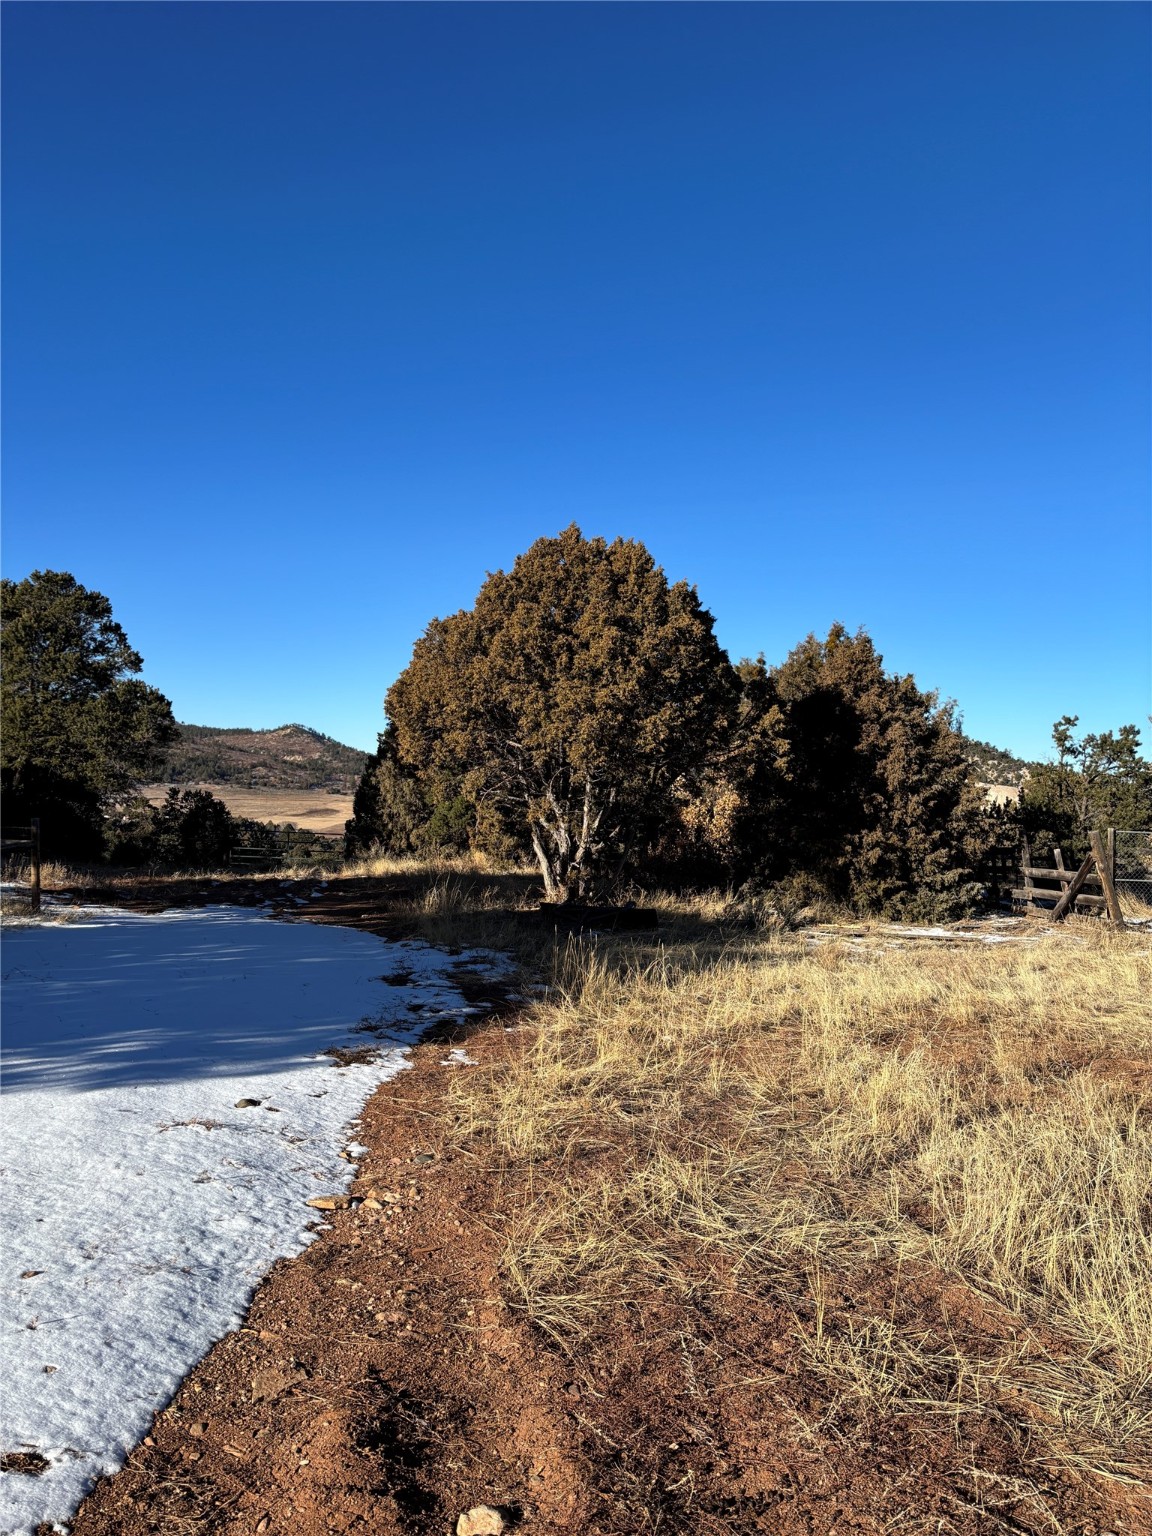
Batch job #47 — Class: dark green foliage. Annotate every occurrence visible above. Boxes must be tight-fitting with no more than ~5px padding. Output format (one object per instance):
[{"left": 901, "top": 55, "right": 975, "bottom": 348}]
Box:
[
  {"left": 665, "top": 626, "right": 991, "bottom": 919},
  {"left": 150, "top": 788, "right": 236, "bottom": 869},
  {"left": 105, "top": 791, "right": 338, "bottom": 871},
  {"left": 419, "top": 796, "right": 473, "bottom": 851},
  {"left": 765, "top": 626, "right": 987, "bottom": 917},
  {"left": 385, "top": 525, "right": 736, "bottom": 898},
  {"left": 275, "top": 823, "right": 343, "bottom": 869},
  {"left": 1022, "top": 717, "right": 1152, "bottom": 862},
  {"left": 1, "top": 571, "right": 177, "bottom": 857},
  {"left": 104, "top": 796, "right": 161, "bottom": 865},
  {"left": 345, "top": 727, "right": 428, "bottom": 856}
]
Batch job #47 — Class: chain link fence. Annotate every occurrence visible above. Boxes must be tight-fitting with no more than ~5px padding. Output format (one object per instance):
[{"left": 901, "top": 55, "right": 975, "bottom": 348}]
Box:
[{"left": 1113, "top": 830, "right": 1152, "bottom": 917}]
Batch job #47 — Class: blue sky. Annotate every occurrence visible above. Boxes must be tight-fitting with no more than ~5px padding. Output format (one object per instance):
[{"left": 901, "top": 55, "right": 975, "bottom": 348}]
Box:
[{"left": 3, "top": 2, "right": 1148, "bottom": 760}]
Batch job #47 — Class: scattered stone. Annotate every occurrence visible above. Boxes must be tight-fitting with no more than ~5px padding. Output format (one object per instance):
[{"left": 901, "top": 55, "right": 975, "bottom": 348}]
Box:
[
  {"left": 188, "top": 1421, "right": 208, "bottom": 1438},
  {"left": 457, "top": 1505, "right": 506, "bottom": 1536},
  {"left": 234, "top": 1098, "right": 262, "bottom": 1109},
  {"left": 306, "top": 1195, "right": 353, "bottom": 1211},
  {"left": 414, "top": 1152, "right": 437, "bottom": 1165},
  {"left": 256, "top": 1518, "right": 271, "bottom": 1534},
  {"left": 19, "top": 1270, "right": 42, "bottom": 1279}
]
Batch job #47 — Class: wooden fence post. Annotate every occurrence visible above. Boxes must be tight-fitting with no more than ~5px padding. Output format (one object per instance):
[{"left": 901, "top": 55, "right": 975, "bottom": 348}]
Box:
[
  {"left": 1050, "top": 853, "right": 1097, "bottom": 922},
  {"left": 1089, "top": 829, "right": 1124, "bottom": 924},
  {"left": 30, "top": 817, "right": 41, "bottom": 915}
]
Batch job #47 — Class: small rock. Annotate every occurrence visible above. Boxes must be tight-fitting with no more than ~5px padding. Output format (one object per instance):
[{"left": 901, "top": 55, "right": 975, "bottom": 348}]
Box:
[
  {"left": 188, "top": 1421, "right": 208, "bottom": 1438},
  {"left": 19, "top": 1270, "right": 43, "bottom": 1279},
  {"left": 305, "top": 1195, "right": 353, "bottom": 1211},
  {"left": 457, "top": 1506, "right": 506, "bottom": 1536},
  {"left": 414, "top": 1152, "right": 436, "bottom": 1165},
  {"left": 234, "top": 1098, "right": 262, "bottom": 1109}
]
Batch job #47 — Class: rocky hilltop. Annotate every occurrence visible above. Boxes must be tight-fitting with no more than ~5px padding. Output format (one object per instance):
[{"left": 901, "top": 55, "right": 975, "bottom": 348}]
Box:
[{"left": 158, "top": 724, "right": 368, "bottom": 793}]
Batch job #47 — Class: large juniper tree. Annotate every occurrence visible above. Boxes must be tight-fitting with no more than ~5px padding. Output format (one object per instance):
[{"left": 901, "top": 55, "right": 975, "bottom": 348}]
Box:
[
  {"left": 385, "top": 525, "right": 736, "bottom": 899},
  {"left": 1, "top": 570, "right": 177, "bottom": 855},
  {"left": 665, "top": 625, "right": 992, "bottom": 917}
]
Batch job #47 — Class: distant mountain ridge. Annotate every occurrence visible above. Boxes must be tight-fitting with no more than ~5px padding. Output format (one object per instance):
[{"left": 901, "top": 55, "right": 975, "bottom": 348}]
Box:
[{"left": 158, "top": 723, "right": 369, "bottom": 792}]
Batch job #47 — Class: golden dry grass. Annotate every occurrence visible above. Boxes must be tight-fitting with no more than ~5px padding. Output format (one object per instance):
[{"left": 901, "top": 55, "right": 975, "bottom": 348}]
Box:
[
  {"left": 140, "top": 783, "right": 354, "bottom": 836},
  {"left": 447, "top": 920, "right": 1152, "bottom": 1484}
]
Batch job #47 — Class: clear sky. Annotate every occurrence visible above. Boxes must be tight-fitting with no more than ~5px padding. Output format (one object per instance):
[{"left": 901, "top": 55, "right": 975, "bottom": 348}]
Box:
[{"left": 3, "top": 2, "right": 1149, "bottom": 760}]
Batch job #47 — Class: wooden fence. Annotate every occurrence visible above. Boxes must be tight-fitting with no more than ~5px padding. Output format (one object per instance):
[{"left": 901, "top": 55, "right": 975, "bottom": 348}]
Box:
[{"left": 1011, "top": 831, "right": 1124, "bottom": 923}]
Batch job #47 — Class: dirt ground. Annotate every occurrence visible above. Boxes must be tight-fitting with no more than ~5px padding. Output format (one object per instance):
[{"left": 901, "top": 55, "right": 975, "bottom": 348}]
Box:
[{"left": 45, "top": 880, "right": 1152, "bottom": 1535}]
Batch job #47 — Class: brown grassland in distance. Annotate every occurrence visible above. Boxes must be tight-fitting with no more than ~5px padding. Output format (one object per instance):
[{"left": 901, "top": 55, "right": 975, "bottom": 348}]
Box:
[
  {"left": 140, "top": 783, "right": 354, "bottom": 836},
  {"left": 52, "top": 862, "right": 1152, "bottom": 1534}
]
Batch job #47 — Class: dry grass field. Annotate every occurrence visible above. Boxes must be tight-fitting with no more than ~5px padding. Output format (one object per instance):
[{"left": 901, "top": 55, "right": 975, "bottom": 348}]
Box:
[
  {"left": 139, "top": 783, "right": 354, "bottom": 836},
  {"left": 432, "top": 903, "right": 1152, "bottom": 1498}
]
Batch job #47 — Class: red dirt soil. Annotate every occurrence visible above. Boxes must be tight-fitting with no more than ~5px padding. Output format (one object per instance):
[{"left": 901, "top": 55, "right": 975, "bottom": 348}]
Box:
[{"left": 48, "top": 879, "right": 1151, "bottom": 1536}]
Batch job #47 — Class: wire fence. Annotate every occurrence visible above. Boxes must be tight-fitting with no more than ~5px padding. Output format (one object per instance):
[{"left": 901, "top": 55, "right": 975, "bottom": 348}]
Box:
[{"left": 1114, "top": 829, "right": 1152, "bottom": 915}]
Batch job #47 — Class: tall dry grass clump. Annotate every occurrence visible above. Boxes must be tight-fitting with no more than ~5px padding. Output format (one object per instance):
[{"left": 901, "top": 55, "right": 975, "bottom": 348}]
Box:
[{"left": 449, "top": 924, "right": 1152, "bottom": 1482}]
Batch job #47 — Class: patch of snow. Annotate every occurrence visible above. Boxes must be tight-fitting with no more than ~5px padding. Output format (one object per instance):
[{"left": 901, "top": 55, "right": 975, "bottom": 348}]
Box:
[
  {"left": 0, "top": 905, "right": 507, "bottom": 1535},
  {"left": 441, "top": 1048, "right": 478, "bottom": 1067}
]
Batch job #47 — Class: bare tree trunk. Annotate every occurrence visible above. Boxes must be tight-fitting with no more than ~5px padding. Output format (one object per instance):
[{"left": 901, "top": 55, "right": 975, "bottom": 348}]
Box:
[{"left": 529, "top": 822, "right": 559, "bottom": 900}]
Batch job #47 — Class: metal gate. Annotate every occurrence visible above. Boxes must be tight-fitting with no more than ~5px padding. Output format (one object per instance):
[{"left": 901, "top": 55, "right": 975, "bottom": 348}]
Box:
[{"left": 1113, "top": 830, "right": 1152, "bottom": 916}]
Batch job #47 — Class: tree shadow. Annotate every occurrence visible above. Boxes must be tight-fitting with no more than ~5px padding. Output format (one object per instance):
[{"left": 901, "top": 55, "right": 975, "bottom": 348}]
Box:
[{"left": 1, "top": 906, "right": 504, "bottom": 1094}]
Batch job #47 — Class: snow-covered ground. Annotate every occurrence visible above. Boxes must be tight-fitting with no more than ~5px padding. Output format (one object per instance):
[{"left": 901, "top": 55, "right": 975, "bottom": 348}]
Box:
[{"left": 0, "top": 904, "right": 506, "bottom": 1536}]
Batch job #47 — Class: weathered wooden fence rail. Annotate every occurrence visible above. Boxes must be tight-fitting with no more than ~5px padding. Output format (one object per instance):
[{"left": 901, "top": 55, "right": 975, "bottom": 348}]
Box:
[{"left": 1011, "top": 831, "right": 1124, "bottom": 923}]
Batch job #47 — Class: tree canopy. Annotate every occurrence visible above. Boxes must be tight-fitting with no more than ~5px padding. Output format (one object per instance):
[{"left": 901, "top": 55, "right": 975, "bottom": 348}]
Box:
[
  {"left": 1022, "top": 716, "right": 1152, "bottom": 861},
  {"left": 1, "top": 571, "right": 177, "bottom": 854},
  {"left": 384, "top": 525, "right": 736, "bottom": 898},
  {"left": 666, "top": 625, "right": 991, "bottom": 917}
]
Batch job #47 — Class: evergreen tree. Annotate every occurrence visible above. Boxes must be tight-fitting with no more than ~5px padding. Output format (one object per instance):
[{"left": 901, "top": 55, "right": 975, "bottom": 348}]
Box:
[
  {"left": 1022, "top": 717, "right": 1152, "bottom": 862},
  {"left": 385, "top": 525, "right": 736, "bottom": 899},
  {"left": 344, "top": 727, "right": 428, "bottom": 857},
  {"left": 1, "top": 571, "right": 177, "bottom": 856},
  {"left": 717, "top": 626, "right": 988, "bottom": 917},
  {"left": 150, "top": 787, "right": 236, "bottom": 869}
]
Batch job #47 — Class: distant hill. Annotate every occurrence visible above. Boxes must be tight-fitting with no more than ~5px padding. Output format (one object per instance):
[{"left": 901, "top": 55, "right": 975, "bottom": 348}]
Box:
[
  {"left": 158, "top": 724, "right": 369, "bottom": 792},
  {"left": 961, "top": 736, "right": 1034, "bottom": 788}
]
